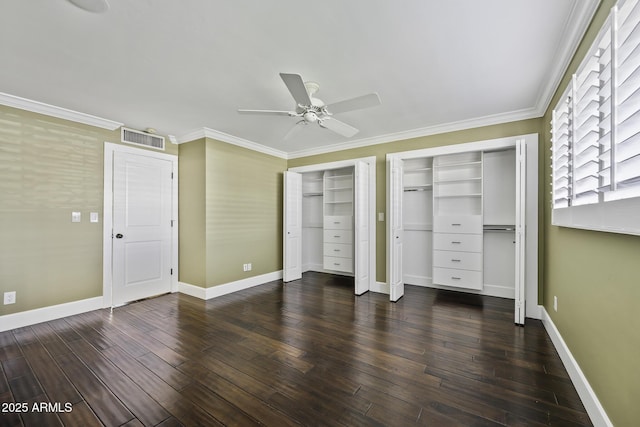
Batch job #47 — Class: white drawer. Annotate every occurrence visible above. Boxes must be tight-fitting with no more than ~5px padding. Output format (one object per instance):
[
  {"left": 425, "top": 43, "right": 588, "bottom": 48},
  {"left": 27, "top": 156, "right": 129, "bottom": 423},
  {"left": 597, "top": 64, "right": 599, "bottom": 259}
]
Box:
[
  {"left": 324, "top": 216, "right": 353, "bottom": 230},
  {"left": 324, "top": 243, "right": 352, "bottom": 259},
  {"left": 433, "top": 267, "right": 482, "bottom": 290},
  {"left": 433, "top": 250, "right": 482, "bottom": 271},
  {"left": 323, "top": 229, "right": 353, "bottom": 244},
  {"left": 433, "top": 215, "right": 482, "bottom": 234},
  {"left": 433, "top": 233, "right": 483, "bottom": 252},
  {"left": 324, "top": 256, "right": 354, "bottom": 273}
]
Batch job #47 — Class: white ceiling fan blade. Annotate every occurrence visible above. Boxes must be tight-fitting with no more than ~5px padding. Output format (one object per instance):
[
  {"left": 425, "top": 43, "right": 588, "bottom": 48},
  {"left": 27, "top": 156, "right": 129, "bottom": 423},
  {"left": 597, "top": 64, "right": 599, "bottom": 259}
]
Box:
[
  {"left": 319, "top": 118, "right": 359, "bottom": 138},
  {"left": 326, "top": 93, "right": 381, "bottom": 114},
  {"left": 238, "top": 109, "right": 293, "bottom": 116},
  {"left": 280, "top": 73, "right": 312, "bottom": 106}
]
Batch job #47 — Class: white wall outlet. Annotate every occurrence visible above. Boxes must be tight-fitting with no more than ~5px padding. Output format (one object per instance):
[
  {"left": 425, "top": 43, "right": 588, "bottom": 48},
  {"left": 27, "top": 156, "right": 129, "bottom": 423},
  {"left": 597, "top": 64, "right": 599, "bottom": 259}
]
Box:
[
  {"left": 4, "top": 291, "right": 16, "bottom": 305},
  {"left": 242, "top": 264, "right": 248, "bottom": 272},
  {"left": 71, "top": 211, "right": 81, "bottom": 223},
  {"left": 553, "top": 295, "right": 558, "bottom": 312},
  {"left": 247, "top": 263, "right": 252, "bottom": 271},
  {"left": 90, "top": 212, "right": 99, "bottom": 223},
  {"left": 378, "top": 212, "right": 385, "bottom": 222}
]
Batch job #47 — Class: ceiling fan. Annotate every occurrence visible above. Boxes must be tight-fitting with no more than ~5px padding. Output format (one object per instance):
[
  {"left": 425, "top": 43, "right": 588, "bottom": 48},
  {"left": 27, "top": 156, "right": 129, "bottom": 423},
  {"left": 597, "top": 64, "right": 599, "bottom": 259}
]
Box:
[{"left": 238, "top": 73, "right": 381, "bottom": 138}]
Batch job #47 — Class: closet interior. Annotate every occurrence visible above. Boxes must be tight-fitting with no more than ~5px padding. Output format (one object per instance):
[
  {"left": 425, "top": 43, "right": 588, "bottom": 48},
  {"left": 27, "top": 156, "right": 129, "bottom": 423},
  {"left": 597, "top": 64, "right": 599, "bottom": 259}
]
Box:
[
  {"left": 301, "top": 167, "right": 355, "bottom": 276},
  {"left": 403, "top": 148, "right": 518, "bottom": 298}
]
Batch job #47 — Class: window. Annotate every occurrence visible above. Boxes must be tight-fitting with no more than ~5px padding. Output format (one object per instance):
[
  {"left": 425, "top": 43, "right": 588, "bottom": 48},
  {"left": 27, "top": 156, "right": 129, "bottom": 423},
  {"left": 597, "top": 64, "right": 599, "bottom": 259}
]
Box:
[{"left": 551, "top": 0, "right": 640, "bottom": 236}]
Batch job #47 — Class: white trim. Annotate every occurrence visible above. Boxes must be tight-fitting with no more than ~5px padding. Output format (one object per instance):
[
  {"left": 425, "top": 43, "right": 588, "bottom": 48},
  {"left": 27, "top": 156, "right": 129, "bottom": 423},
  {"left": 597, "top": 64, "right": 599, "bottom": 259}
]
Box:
[
  {"left": 179, "top": 270, "right": 283, "bottom": 300},
  {"left": 287, "top": 108, "right": 539, "bottom": 159},
  {"left": 177, "top": 127, "right": 288, "bottom": 159},
  {"left": 541, "top": 307, "right": 613, "bottom": 427},
  {"left": 103, "top": 142, "right": 179, "bottom": 308},
  {"left": 0, "top": 92, "right": 123, "bottom": 130},
  {"left": 371, "top": 281, "right": 390, "bottom": 295},
  {"left": 0, "top": 297, "right": 103, "bottom": 332},
  {"left": 534, "top": 0, "right": 601, "bottom": 116}
]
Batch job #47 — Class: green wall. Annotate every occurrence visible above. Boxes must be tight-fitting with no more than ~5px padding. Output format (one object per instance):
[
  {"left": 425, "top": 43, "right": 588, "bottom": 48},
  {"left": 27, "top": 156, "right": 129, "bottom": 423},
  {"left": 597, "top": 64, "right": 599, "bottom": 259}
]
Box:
[
  {"left": 179, "top": 138, "right": 286, "bottom": 287},
  {"left": 0, "top": 105, "right": 177, "bottom": 316},
  {"left": 541, "top": 1, "right": 640, "bottom": 425},
  {"left": 288, "top": 118, "right": 542, "bottom": 285}
]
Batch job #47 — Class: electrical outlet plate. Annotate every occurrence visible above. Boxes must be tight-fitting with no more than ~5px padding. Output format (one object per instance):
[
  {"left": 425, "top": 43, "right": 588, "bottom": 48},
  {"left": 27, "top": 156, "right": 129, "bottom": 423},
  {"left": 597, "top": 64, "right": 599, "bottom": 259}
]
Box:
[
  {"left": 553, "top": 296, "right": 558, "bottom": 312},
  {"left": 247, "top": 263, "right": 252, "bottom": 271},
  {"left": 4, "top": 291, "right": 16, "bottom": 305}
]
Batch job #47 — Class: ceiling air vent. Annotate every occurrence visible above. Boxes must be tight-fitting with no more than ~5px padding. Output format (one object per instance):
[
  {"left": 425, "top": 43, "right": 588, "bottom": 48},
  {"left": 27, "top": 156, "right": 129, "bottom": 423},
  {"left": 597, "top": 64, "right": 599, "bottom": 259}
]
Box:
[{"left": 121, "top": 127, "right": 165, "bottom": 150}]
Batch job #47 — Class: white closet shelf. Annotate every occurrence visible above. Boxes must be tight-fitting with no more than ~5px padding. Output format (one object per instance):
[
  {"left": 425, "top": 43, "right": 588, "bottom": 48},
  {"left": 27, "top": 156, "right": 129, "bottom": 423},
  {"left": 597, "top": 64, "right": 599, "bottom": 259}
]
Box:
[
  {"left": 434, "top": 160, "right": 482, "bottom": 168},
  {"left": 434, "top": 193, "right": 482, "bottom": 198},
  {"left": 433, "top": 177, "right": 482, "bottom": 183},
  {"left": 303, "top": 223, "right": 323, "bottom": 228},
  {"left": 325, "top": 186, "right": 353, "bottom": 191},
  {"left": 325, "top": 201, "right": 352, "bottom": 204},
  {"left": 325, "top": 174, "right": 352, "bottom": 179},
  {"left": 404, "top": 168, "right": 433, "bottom": 173},
  {"left": 303, "top": 192, "right": 323, "bottom": 197}
]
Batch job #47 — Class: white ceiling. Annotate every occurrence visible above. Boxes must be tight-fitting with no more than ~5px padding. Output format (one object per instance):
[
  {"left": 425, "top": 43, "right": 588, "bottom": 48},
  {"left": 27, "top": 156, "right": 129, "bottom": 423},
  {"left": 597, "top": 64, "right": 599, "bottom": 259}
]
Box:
[{"left": 0, "top": 0, "right": 598, "bottom": 158}]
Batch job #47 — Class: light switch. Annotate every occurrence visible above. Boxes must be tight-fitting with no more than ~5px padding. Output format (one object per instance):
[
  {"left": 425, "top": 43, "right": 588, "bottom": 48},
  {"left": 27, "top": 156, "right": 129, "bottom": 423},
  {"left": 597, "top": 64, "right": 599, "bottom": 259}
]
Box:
[
  {"left": 378, "top": 212, "right": 385, "bottom": 221},
  {"left": 71, "top": 212, "right": 81, "bottom": 223},
  {"left": 90, "top": 212, "right": 99, "bottom": 223}
]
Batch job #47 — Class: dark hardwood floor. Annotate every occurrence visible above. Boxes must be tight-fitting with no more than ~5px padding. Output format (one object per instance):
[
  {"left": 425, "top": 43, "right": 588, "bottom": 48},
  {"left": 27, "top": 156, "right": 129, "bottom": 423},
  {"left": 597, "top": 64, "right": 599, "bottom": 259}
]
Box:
[{"left": 1, "top": 272, "right": 592, "bottom": 426}]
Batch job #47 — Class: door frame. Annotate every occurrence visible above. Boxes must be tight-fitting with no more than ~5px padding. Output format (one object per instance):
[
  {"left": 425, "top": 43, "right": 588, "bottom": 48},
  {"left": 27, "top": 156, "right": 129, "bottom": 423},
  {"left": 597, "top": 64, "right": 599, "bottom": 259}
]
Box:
[
  {"left": 386, "top": 134, "right": 539, "bottom": 320},
  {"left": 287, "top": 156, "right": 376, "bottom": 292},
  {"left": 102, "top": 142, "right": 179, "bottom": 308}
]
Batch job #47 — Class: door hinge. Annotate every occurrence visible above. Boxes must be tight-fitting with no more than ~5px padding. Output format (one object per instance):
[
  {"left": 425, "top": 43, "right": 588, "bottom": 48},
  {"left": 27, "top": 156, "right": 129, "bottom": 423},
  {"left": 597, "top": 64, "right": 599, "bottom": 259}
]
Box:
[
  {"left": 171, "top": 268, "right": 173, "bottom": 275},
  {"left": 171, "top": 220, "right": 174, "bottom": 227},
  {"left": 171, "top": 172, "right": 174, "bottom": 179}
]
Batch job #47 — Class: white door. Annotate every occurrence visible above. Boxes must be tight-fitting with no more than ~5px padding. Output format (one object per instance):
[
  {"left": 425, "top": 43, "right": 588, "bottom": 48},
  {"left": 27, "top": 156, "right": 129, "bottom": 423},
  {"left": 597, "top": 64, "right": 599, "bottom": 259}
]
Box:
[
  {"left": 354, "top": 161, "right": 371, "bottom": 295},
  {"left": 283, "top": 171, "right": 302, "bottom": 282},
  {"left": 514, "top": 139, "right": 527, "bottom": 325},
  {"left": 389, "top": 157, "right": 404, "bottom": 301},
  {"left": 112, "top": 151, "right": 173, "bottom": 306}
]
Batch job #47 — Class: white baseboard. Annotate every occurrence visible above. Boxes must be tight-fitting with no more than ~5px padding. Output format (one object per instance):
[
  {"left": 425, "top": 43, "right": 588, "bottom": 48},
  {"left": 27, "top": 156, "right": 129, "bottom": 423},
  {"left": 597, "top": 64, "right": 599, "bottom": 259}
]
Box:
[
  {"left": 541, "top": 307, "right": 612, "bottom": 427},
  {"left": 371, "top": 281, "right": 390, "bottom": 294},
  {"left": 0, "top": 296, "right": 104, "bottom": 332},
  {"left": 404, "top": 274, "right": 516, "bottom": 300},
  {"left": 179, "top": 270, "right": 283, "bottom": 300}
]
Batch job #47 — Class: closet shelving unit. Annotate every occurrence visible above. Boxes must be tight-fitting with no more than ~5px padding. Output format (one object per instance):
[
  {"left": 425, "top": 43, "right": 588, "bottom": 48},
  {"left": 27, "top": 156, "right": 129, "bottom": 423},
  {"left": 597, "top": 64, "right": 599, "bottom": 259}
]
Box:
[
  {"left": 432, "top": 152, "right": 483, "bottom": 290},
  {"left": 323, "top": 168, "right": 354, "bottom": 273}
]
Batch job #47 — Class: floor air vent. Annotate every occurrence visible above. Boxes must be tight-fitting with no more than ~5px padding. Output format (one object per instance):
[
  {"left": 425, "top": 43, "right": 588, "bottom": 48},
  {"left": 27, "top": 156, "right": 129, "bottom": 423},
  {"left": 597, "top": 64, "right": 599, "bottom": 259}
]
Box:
[{"left": 121, "top": 128, "right": 165, "bottom": 150}]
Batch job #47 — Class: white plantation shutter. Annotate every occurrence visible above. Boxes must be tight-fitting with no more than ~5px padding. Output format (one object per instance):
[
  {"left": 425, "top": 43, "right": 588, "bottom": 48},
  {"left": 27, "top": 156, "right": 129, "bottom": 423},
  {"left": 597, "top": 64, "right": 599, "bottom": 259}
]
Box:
[
  {"left": 611, "top": 0, "right": 640, "bottom": 200},
  {"left": 552, "top": 88, "right": 572, "bottom": 208},
  {"left": 551, "top": 0, "right": 640, "bottom": 235},
  {"left": 572, "top": 50, "right": 601, "bottom": 206}
]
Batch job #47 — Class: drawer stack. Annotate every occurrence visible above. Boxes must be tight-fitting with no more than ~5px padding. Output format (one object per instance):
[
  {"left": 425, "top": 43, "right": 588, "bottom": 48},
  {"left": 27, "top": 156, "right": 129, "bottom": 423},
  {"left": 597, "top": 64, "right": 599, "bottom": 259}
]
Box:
[
  {"left": 323, "top": 216, "right": 354, "bottom": 273},
  {"left": 432, "top": 215, "right": 483, "bottom": 290}
]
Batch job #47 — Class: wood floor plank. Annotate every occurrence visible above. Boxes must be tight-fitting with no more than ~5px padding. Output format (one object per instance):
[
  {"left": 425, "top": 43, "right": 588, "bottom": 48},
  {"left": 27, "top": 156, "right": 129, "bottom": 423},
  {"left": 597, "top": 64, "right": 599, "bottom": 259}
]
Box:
[{"left": 54, "top": 351, "right": 134, "bottom": 426}]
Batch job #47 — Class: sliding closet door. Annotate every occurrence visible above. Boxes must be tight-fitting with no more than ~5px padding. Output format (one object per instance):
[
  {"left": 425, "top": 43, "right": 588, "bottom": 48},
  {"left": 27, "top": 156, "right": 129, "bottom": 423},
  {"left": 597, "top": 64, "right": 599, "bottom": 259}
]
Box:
[
  {"left": 283, "top": 171, "right": 302, "bottom": 282},
  {"left": 354, "top": 161, "right": 371, "bottom": 295},
  {"left": 389, "top": 157, "right": 405, "bottom": 301},
  {"left": 514, "top": 139, "right": 527, "bottom": 325}
]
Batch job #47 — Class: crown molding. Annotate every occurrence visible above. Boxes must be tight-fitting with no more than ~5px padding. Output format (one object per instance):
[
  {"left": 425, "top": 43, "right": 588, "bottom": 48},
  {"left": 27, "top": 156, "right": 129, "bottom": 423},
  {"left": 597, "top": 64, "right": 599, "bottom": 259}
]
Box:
[
  {"left": 0, "top": 92, "right": 123, "bottom": 131},
  {"left": 534, "top": 0, "right": 601, "bottom": 116},
  {"left": 178, "top": 127, "right": 288, "bottom": 159},
  {"left": 287, "top": 106, "right": 539, "bottom": 159}
]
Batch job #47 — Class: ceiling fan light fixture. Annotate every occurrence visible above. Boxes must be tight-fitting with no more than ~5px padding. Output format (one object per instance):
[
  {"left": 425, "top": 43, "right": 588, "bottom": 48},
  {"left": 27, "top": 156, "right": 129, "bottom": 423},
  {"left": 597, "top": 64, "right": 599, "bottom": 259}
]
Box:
[
  {"left": 303, "top": 111, "right": 318, "bottom": 123},
  {"left": 67, "top": 0, "right": 110, "bottom": 13}
]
